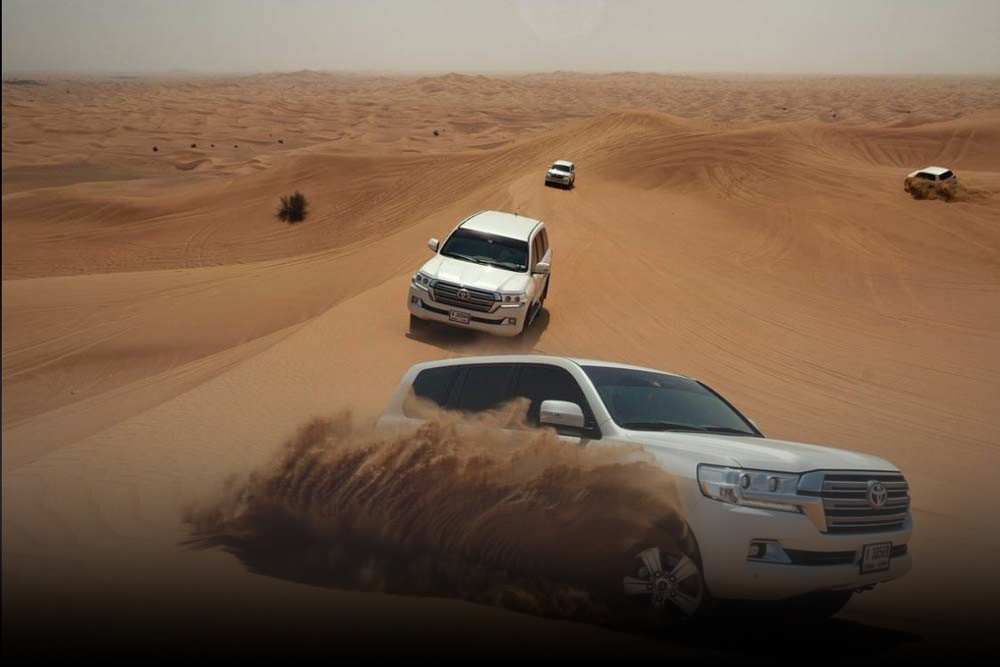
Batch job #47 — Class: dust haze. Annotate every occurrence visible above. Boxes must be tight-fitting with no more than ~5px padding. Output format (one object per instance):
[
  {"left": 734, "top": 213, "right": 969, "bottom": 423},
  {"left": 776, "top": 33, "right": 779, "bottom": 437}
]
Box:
[{"left": 3, "top": 0, "right": 999, "bottom": 75}]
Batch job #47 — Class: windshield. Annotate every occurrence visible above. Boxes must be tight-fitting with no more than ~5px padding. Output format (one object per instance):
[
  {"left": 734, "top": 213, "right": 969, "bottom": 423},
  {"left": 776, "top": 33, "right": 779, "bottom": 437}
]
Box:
[
  {"left": 939, "top": 170, "right": 954, "bottom": 180},
  {"left": 551, "top": 164, "right": 571, "bottom": 172},
  {"left": 582, "top": 366, "right": 759, "bottom": 436},
  {"left": 440, "top": 228, "right": 529, "bottom": 272}
]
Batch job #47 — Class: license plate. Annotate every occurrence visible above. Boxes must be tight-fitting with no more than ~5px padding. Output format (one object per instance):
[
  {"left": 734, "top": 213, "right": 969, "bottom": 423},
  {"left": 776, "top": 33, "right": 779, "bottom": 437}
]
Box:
[
  {"left": 448, "top": 310, "right": 470, "bottom": 324},
  {"left": 860, "top": 542, "right": 892, "bottom": 574}
]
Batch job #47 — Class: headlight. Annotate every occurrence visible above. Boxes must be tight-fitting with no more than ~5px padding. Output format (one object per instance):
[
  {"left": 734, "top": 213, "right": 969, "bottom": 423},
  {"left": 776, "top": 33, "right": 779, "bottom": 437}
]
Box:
[
  {"left": 411, "top": 272, "right": 433, "bottom": 290},
  {"left": 697, "top": 465, "right": 802, "bottom": 513},
  {"left": 499, "top": 292, "right": 526, "bottom": 304}
]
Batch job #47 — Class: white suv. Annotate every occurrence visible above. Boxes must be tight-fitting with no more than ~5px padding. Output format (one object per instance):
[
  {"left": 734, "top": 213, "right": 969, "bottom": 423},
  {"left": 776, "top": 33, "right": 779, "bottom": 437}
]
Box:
[
  {"left": 378, "top": 355, "right": 913, "bottom": 619},
  {"left": 545, "top": 160, "right": 575, "bottom": 188},
  {"left": 905, "top": 166, "right": 957, "bottom": 200},
  {"left": 408, "top": 211, "right": 551, "bottom": 337}
]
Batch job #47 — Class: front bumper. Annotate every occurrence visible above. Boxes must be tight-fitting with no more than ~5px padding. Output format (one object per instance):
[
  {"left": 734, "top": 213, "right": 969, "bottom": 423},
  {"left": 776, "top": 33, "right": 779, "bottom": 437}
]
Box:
[
  {"left": 408, "top": 286, "right": 526, "bottom": 337},
  {"left": 687, "top": 497, "right": 913, "bottom": 601},
  {"left": 545, "top": 174, "right": 570, "bottom": 185}
]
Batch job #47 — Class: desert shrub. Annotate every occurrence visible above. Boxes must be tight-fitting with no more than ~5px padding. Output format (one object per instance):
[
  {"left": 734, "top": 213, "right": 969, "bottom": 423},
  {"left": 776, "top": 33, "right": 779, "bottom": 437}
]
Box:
[{"left": 277, "top": 191, "right": 308, "bottom": 224}]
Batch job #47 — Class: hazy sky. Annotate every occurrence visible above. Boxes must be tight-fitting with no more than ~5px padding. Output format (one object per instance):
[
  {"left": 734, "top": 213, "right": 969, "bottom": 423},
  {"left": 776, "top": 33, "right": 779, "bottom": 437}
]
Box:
[{"left": 3, "top": 0, "right": 999, "bottom": 75}]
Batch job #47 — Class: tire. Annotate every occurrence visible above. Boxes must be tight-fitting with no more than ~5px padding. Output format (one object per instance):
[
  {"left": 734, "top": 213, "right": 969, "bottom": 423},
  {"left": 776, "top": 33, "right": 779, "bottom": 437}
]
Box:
[
  {"left": 623, "top": 546, "right": 712, "bottom": 621},
  {"left": 524, "top": 301, "right": 541, "bottom": 331}
]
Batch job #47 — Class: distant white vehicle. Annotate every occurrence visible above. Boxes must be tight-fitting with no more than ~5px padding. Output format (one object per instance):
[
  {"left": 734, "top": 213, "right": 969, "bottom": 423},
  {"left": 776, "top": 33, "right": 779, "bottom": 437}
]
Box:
[
  {"left": 545, "top": 160, "right": 575, "bottom": 188},
  {"left": 408, "top": 210, "right": 551, "bottom": 337},
  {"left": 379, "top": 355, "right": 913, "bottom": 620},
  {"left": 905, "top": 166, "right": 957, "bottom": 200}
]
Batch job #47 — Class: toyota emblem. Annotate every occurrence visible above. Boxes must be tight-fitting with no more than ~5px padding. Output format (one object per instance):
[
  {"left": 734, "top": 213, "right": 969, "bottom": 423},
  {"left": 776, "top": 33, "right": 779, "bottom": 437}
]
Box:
[
  {"left": 457, "top": 288, "right": 470, "bottom": 300},
  {"left": 867, "top": 480, "right": 888, "bottom": 509}
]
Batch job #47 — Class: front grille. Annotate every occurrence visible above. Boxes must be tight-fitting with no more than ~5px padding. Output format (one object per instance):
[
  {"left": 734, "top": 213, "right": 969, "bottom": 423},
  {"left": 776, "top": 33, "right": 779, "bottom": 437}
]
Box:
[
  {"left": 820, "top": 473, "right": 909, "bottom": 534},
  {"left": 430, "top": 281, "right": 497, "bottom": 313}
]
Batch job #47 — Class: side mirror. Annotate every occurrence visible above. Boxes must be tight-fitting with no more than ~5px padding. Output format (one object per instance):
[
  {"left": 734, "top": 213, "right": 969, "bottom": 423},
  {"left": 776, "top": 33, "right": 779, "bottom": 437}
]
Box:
[
  {"left": 428, "top": 238, "right": 439, "bottom": 252},
  {"left": 533, "top": 261, "right": 550, "bottom": 275},
  {"left": 539, "top": 400, "right": 585, "bottom": 429}
]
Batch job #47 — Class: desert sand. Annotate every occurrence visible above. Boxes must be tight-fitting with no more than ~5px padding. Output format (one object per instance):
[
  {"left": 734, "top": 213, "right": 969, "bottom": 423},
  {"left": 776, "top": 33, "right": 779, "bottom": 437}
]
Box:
[{"left": 3, "top": 72, "right": 999, "bottom": 659}]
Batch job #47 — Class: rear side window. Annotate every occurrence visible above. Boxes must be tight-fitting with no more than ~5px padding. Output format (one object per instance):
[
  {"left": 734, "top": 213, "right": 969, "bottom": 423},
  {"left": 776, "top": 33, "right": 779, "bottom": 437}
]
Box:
[
  {"left": 454, "top": 364, "right": 517, "bottom": 412},
  {"left": 410, "top": 366, "right": 459, "bottom": 408},
  {"left": 917, "top": 172, "right": 935, "bottom": 181}
]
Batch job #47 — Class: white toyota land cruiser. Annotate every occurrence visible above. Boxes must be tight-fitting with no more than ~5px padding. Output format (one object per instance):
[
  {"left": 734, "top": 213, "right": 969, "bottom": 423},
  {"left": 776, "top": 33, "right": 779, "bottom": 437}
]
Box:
[
  {"left": 378, "top": 355, "right": 913, "bottom": 619},
  {"left": 545, "top": 160, "right": 576, "bottom": 188},
  {"left": 408, "top": 210, "right": 551, "bottom": 337}
]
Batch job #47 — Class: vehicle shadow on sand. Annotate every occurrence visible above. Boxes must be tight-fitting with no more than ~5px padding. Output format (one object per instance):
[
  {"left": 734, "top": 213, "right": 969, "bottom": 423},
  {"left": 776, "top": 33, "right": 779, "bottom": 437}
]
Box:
[
  {"left": 405, "top": 308, "right": 551, "bottom": 353},
  {"left": 186, "top": 527, "right": 921, "bottom": 660},
  {"left": 649, "top": 608, "right": 923, "bottom": 659}
]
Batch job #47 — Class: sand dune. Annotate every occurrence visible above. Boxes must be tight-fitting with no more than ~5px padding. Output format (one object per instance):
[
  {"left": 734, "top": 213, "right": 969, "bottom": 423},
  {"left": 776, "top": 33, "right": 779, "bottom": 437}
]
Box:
[{"left": 3, "top": 72, "right": 999, "bottom": 658}]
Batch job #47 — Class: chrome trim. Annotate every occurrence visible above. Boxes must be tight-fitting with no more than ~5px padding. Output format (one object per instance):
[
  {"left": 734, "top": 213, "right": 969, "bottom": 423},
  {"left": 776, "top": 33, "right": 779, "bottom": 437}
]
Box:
[
  {"left": 429, "top": 280, "right": 499, "bottom": 313},
  {"left": 799, "top": 471, "right": 910, "bottom": 534}
]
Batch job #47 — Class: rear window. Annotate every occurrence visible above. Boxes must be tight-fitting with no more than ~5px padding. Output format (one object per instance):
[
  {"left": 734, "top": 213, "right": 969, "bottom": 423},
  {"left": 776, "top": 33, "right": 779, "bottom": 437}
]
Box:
[{"left": 410, "top": 366, "right": 459, "bottom": 409}]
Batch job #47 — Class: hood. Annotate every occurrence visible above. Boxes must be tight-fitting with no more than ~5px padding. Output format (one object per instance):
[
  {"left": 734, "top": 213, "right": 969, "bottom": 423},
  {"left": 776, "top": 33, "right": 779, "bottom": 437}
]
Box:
[
  {"left": 624, "top": 431, "right": 898, "bottom": 473},
  {"left": 420, "top": 255, "right": 531, "bottom": 292}
]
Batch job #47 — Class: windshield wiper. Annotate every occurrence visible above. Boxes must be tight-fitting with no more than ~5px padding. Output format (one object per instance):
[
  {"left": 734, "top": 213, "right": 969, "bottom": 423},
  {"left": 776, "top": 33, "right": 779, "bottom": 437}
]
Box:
[
  {"left": 490, "top": 261, "right": 525, "bottom": 271},
  {"left": 699, "top": 426, "right": 756, "bottom": 436},
  {"left": 444, "top": 252, "right": 491, "bottom": 266},
  {"left": 618, "top": 421, "right": 707, "bottom": 432}
]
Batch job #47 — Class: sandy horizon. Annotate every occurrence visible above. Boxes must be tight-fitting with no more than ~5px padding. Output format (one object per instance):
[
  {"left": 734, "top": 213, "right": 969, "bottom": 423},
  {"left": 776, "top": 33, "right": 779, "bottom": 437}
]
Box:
[{"left": 3, "top": 70, "right": 999, "bottom": 658}]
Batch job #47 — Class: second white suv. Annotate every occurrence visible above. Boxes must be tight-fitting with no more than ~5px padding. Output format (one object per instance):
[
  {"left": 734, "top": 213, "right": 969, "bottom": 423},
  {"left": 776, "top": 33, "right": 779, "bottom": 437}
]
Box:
[
  {"left": 545, "top": 160, "right": 575, "bottom": 188},
  {"left": 408, "top": 210, "right": 551, "bottom": 337},
  {"left": 905, "top": 166, "right": 957, "bottom": 200},
  {"left": 379, "top": 355, "right": 913, "bottom": 620}
]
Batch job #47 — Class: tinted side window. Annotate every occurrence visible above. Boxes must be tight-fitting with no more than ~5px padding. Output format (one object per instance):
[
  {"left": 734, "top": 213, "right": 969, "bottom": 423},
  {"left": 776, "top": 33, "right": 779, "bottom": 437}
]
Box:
[
  {"left": 512, "top": 364, "right": 596, "bottom": 435},
  {"left": 539, "top": 228, "right": 549, "bottom": 258},
  {"left": 918, "top": 172, "right": 935, "bottom": 181},
  {"left": 939, "top": 170, "right": 953, "bottom": 180},
  {"left": 531, "top": 235, "right": 542, "bottom": 266},
  {"left": 411, "top": 366, "right": 459, "bottom": 408},
  {"left": 454, "top": 364, "right": 517, "bottom": 413}
]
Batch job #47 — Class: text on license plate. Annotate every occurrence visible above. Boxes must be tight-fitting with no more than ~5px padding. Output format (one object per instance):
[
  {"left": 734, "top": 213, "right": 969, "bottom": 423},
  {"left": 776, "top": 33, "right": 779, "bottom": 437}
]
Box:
[
  {"left": 860, "top": 541, "right": 892, "bottom": 574},
  {"left": 448, "top": 310, "right": 470, "bottom": 324}
]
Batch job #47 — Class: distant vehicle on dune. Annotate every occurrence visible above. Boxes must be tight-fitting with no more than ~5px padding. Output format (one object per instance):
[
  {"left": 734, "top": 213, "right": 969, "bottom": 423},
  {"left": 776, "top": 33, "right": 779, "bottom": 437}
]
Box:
[
  {"left": 545, "top": 160, "right": 576, "bottom": 188},
  {"left": 905, "top": 166, "right": 957, "bottom": 200}
]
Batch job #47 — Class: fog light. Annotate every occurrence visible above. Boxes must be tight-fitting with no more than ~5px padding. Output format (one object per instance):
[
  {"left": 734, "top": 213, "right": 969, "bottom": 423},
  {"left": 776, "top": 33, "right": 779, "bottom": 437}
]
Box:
[
  {"left": 410, "top": 296, "right": 420, "bottom": 305},
  {"left": 504, "top": 317, "right": 517, "bottom": 325},
  {"left": 747, "top": 540, "right": 791, "bottom": 564}
]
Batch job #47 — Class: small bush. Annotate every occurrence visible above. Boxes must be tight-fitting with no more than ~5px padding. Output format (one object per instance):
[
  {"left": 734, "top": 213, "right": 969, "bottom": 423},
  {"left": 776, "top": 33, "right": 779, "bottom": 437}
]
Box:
[{"left": 277, "top": 191, "right": 308, "bottom": 224}]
